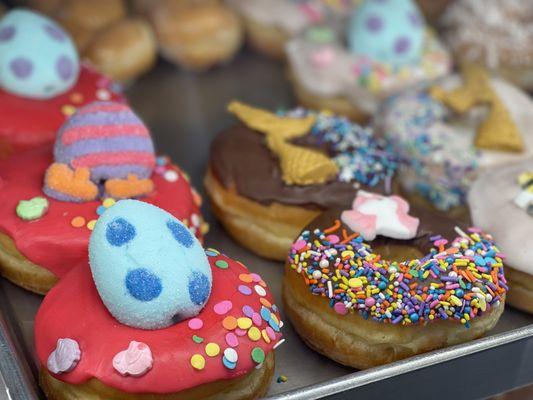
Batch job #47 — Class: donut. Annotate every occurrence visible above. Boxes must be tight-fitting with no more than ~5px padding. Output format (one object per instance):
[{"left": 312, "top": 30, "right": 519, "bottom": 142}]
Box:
[
  {"left": 468, "top": 161, "right": 533, "bottom": 314},
  {"left": 285, "top": 0, "right": 451, "bottom": 122},
  {"left": 376, "top": 64, "right": 533, "bottom": 217},
  {"left": 146, "top": 1, "right": 244, "bottom": 71},
  {"left": 0, "top": 8, "right": 124, "bottom": 153},
  {"left": 35, "top": 200, "right": 283, "bottom": 400},
  {"left": 227, "top": 0, "right": 356, "bottom": 59},
  {"left": 0, "top": 102, "right": 206, "bottom": 294},
  {"left": 52, "top": 0, "right": 127, "bottom": 51},
  {"left": 283, "top": 190, "right": 507, "bottom": 369},
  {"left": 441, "top": 0, "right": 533, "bottom": 90},
  {"left": 31, "top": 0, "right": 158, "bottom": 83},
  {"left": 82, "top": 18, "right": 157, "bottom": 83},
  {"left": 204, "top": 101, "right": 398, "bottom": 260}
]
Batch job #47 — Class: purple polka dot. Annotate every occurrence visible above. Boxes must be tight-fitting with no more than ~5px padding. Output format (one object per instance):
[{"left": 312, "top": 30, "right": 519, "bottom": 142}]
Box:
[
  {"left": 409, "top": 12, "right": 421, "bottom": 28},
  {"left": 242, "top": 305, "right": 254, "bottom": 318},
  {"left": 10, "top": 57, "right": 33, "bottom": 79},
  {"left": 56, "top": 56, "right": 74, "bottom": 81},
  {"left": 44, "top": 24, "right": 65, "bottom": 42},
  {"left": 365, "top": 15, "right": 383, "bottom": 32},
  {"left": 238, "top": 285, "right": 252, "bottom": 295},
  {"left": 394, "top": 37, "right": 411, "bottom": 54},
  {"left": 0, "top": 26, "right": 15, "bottom": 42}
]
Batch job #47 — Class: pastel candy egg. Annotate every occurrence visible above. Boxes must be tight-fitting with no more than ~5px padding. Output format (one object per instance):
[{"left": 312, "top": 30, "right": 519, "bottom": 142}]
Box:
[
  {"left": 0, "top": 9, "right": 80, "bottom": 99},
  {"left": 54, "top": 101, "right": 156, "bottom": 181},
  {"left": 347, "top": 0, "right": 424, "bottom": 67},
  {"left": 89, "top": 200, "right": 212, "bottom": 330}
]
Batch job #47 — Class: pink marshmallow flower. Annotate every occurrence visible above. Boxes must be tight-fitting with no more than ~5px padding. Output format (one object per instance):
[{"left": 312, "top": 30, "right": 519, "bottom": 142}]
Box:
[{"left": 341, "top": 191, "right": 419, "bottom": 241}]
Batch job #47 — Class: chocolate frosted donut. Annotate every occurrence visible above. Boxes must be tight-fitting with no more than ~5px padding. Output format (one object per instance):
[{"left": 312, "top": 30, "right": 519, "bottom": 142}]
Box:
[
  {"left": 283, "top": 191, "right": 507, "bottom": 368},
  {"left": 205, "top": 102, "right": 397, "bottom": 260}
]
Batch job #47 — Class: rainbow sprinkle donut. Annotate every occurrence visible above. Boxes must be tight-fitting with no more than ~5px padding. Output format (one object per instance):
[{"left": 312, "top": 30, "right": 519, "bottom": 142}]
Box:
[{"left": 283, "top": 191, "right": 506, "bottom": 368}]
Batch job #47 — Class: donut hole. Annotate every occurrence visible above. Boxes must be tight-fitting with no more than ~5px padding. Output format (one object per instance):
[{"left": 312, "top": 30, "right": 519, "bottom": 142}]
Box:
[{"left": 372, "top": 242, "right": 424, "bottom": 263}]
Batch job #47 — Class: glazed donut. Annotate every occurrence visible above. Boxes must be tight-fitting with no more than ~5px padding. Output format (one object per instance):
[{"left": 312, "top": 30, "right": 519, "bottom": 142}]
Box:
[
  {"left": 148, "top": 0, "right": 243, "bottom": 71},
  {"left": 376, "top": 64, "right": 533, "bottom": 217},
  {"left": 82, "top": 18, "right": 157, "bottom": 83},
  {"left": 286, "top": 0, "right": 451, "bottom": 122},
  {"left": 0, "top": 9, "right": 125, "bottom": 152},
  {"left": 204, "top": 101, "right": 398, "bottom": 260},
  {"left": 53, "top": 0, "right": 126, "bottom": 51},
  {"left": 0, "top": 101, "right": 206, "bottom": 294},
  {"left": 469, "top": 161, "right": 533, "bottom": 314},
  {"left": 36, "top": 200, "right": 283, "bottom": 400},
  {"left": 441, "top": 0, "right": 533, "bottom": 90},
  {"left": 283, "top": 191, "right": 507, "bottom": 369},
  {"left": 227, "top": 0, "right": 356, "bottom": 59}
]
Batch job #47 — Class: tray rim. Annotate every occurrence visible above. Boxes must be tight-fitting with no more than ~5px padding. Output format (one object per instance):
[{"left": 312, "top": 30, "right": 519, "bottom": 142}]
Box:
[{"left": 267, "top": 323, "right": 533, "bottom": 399}]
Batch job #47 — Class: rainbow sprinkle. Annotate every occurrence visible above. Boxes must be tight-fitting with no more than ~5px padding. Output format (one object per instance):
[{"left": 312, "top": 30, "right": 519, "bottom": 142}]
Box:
[
  {"left": 282, "top": 109, "right": 398, "bottom": 189},
  {"left": 288, "top": 221, "right": 507, "bottom": 327}
]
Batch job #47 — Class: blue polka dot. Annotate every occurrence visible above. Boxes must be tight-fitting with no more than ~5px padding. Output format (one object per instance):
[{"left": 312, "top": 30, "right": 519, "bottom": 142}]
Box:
[
  {"left": 188, "top": 272, "right": 210, "bottom": 305},
  {"left": 167, "top": 220, "right": 193, "bottom": 248},
  {"left": 106, "top": 218, "right": 136, "bottom": 247},
  {"left": 125, "top": 268, "right": 162, "bottom": 301}
]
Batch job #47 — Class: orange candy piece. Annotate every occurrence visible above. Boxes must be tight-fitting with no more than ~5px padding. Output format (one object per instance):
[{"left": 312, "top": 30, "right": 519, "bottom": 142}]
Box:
[{"left": 105, "top": 174, "right": 154, "bottom": 199}]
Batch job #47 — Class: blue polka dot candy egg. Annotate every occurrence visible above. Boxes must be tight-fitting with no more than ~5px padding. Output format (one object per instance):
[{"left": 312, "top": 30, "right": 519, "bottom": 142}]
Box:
[
  {"left": 89, "top": 200, "right": 212, "bottom": 330},
  {"left": 0, "top": 8, "right": 80, "bottom": 99},
  {"left": 347, "top": 0, "right": 424, "bottom": 67}
]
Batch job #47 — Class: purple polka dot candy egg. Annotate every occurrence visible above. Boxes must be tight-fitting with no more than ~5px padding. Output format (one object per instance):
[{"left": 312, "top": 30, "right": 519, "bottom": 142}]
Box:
[
  {"left": 347, "top": 0, "right": 424, "bottom": 67},
  {"left": 0, "top": 8, "right": 79, "bottom": 99}
]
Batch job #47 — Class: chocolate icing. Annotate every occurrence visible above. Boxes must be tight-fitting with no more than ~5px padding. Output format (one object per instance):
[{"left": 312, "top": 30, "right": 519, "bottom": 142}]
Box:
[
  {"left": 308, "top": 204, "right": 471, "bottom": 255},
  {"left": 210, "top": 125, "right": 391, "bottom": 210}
]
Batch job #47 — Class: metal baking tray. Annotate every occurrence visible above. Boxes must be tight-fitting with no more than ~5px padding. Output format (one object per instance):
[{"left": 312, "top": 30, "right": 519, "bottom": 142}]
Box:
[{"left": 1, "top": 52, "right": 533, "bottom": 400}]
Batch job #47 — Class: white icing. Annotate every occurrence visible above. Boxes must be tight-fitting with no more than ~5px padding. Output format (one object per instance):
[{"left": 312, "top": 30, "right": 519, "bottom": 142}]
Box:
[
  {"left": 286, "top": 29, "right": 451, "bottom": 114},
  {"left": 379, "top": 74, "right": 533, "bottom": 210},
  {"left": 442, "top": 0, "right": 533, "bottom": 68},
  {"left": 468, "top": 160, "right": 533, "bottom": 275},
  {"left": 228, "top": 0, "right": 308, "bottom": 35}
]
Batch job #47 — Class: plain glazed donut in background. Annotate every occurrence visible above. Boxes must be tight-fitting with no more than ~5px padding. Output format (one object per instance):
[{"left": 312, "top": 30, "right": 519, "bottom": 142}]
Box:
[
  {"left": 145, "top": 0, "right": 244, "bottom": 71},
  {"left": 24, "top": 0, "right": 158, "bottom": 82},
  {"left": 83, "top": 18, "right": 157, "bottom": 83},
  {"left": 283, "top": 191, "right": 507, "bottom": 369}
]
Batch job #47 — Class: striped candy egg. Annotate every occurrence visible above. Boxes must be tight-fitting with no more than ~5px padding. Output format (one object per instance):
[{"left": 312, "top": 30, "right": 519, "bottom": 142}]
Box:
[{"left": 54, "top": 101, "right": 156, "bottom": 182}]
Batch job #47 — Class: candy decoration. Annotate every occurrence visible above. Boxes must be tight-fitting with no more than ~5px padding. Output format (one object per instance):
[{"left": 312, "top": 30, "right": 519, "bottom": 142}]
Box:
[
  {"left": 112, "top": 341, "right": 153, "bottom": 377},
  {"left": 514, "top": 171, "right": 533, "bottom": 216},
  {"left": 430, "top": 64, "right": 523, "bottom": 153},
  {"left": 341, "top": 191, "right": 419, "bottom": 240},
  {"left": 0, "top": 9, "right": 79, "bottom": 99},
  {"left": 227, "top": 101, "right": 339, "bottom": 185},
  {"left": 47, "top": 338, "right": 81, "bottom": 374},
  {"left": 44, "top": 101, "right": 156, "bottom": 202},
  {"left": 16, "top": 196, "right": 49, "bottom": 221},
  {"left": 347, "top": 0, "right": 424, "bottom": 67},
  {"left": 89, "top": 200, "right": 212, "bottom": 329}
]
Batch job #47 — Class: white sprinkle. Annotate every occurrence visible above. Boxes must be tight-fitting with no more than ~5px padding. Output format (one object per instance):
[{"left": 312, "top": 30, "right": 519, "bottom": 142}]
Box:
[
  {"left": 327, "top": 280, "right": 333, "bottom": 298},
  {"left": 254, "top": 285, "right": 266, "bottom": 297},
  {"left": 164, "top": 170, "right": 179, "bottom": 182},
  {"left": 224, "top": 348, "right": 238, "bottom": 363},
  {"left": 273, "top": 339, "right": 285, "bottom": 349}
]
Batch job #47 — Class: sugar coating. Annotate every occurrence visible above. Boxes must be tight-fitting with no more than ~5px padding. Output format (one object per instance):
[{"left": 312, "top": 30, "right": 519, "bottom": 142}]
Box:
[
  {"left": 347, "top": 0, "right": 424, "bottom": 67},
  {"left": 0, "top": 9, "right": 79, "bottom": 99},
  {"left": 89, "top": 200, "right": 212, "bottom": 330}
]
